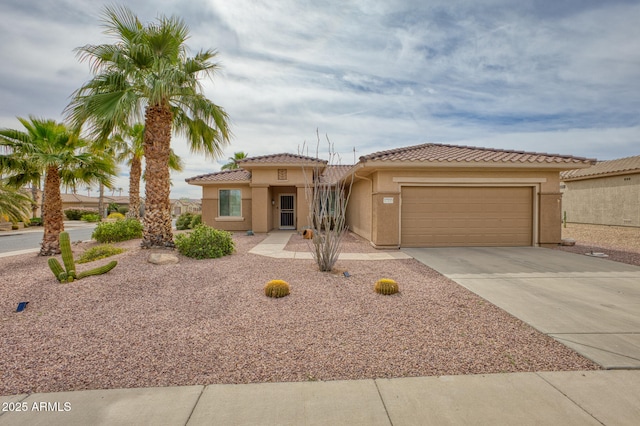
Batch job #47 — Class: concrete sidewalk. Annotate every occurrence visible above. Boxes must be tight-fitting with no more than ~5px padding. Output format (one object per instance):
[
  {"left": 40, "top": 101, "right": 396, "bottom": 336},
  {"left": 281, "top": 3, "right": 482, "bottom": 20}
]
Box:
[
  {"left": 1, "top": 371, "right": 639, "bottom": 425},
  {"left": 248, "top": 231, "right": 412, "bottom": 260}
]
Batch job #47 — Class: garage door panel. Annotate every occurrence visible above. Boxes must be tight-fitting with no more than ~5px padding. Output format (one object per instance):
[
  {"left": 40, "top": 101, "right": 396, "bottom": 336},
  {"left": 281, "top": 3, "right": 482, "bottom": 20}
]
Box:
[{"left": 401, "top": 186, "right": 533, "bottom": 247}]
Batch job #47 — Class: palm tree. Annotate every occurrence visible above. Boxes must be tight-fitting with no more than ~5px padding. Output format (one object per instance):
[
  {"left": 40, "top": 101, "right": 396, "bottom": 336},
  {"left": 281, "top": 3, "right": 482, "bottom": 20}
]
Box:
[
  {"left": 0, "top": 117, "right": 115, "bottom": 255},
  {"left": 66, "top": 5, "right": 230, "bottom": 248},
  {"left": 221, "top": 151, "right": 248, "bottom": 170},
  {"left": 0, "top": 182, "right": 31, "bottom": 223},
  {"left": 115, "top": 123, "right": 184, "bottom": 220}
]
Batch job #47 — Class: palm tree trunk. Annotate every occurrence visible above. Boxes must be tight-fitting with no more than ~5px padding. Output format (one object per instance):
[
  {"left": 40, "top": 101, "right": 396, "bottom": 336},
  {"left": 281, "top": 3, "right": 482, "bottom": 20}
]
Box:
[
  {"left": 126, "top": 157, "right": 142, "bottom": 220},
  {"left": 98, "top": 183, "right": 105, "bottom": 218},
  {"left": 141, "top": 103, "right": 174, "bottom": 248},
  {"left": 40, "top": 166, "right": 64, "bottom": 255}
]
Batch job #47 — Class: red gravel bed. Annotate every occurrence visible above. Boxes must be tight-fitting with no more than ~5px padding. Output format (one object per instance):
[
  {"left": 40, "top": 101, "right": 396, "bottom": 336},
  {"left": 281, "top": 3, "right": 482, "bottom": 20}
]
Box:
[{"left": 1, "top": 234, "right": 598, "bottom": 396}]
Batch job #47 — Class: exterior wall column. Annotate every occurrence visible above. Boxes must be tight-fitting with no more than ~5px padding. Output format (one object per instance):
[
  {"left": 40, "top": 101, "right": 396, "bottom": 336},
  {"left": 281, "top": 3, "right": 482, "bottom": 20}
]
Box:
[
  {"left": 296, "top": 185, "right": 310, "bottom": 231},
  {"left": 539, "top": 192, "right": 562, "bottom": 246},
  {"left": 371, "top": 192, "right": 400, "bottom": 248}
]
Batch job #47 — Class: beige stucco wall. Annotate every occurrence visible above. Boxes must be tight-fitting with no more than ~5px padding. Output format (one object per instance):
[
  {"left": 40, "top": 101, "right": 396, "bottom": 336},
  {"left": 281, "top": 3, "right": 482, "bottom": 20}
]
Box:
[
  {"left": 201, "top": 184, "right": 252, "bottom": 231},
  {"left": 562, "top": 173, "right": 640, "bottom": 227},
  {"left": 346, "top": 178, "right": 372, "bottom": 240}
]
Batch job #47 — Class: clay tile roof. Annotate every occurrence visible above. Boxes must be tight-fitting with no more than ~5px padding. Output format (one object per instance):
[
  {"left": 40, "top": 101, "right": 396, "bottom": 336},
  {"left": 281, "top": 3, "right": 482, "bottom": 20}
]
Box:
[
  {"left": 319, "top": 165, "right": 354, "bottom": 184},
  {"left": 237, "top": 153, "right": 327, "bottom": 166},
  {"left": 359, "top": 143, "right": 595, "bottom": 165},
  {"left": 561, "top": 154, "right": 640, "bottom": 180},
  {"left": 185, "top": 168, "right": 251, "bottom": 184}
]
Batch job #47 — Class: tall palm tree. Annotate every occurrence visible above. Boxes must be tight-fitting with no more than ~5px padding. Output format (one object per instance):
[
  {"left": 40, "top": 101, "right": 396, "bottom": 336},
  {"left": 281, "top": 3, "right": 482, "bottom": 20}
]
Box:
[
  {"left": 221, "top": 151, "right": 248, "bottom": 170},
  {"left": 0, "top": 117, "right": 115, "bottom": 255},
  {"left": 115, "top": 123, "right": 184, "bottom": 220},
  {"left": 66, "top": 5, "right": 230, "bottom": 248}
]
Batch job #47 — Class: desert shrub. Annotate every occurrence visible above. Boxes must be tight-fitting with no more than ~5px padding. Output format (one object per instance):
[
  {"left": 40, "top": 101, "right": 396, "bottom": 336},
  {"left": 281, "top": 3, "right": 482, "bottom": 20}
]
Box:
[
  {"left": 65, "top": 208, "right": 98, "bottom": 220},
  {"left": 189, "top": 214, "right": 202, "bottom": 228},
  {"left": 107, "top": 212, "right": 126, "bottom": 220},
  {"left": 174, "top": 225, "right": 234, "bottom": 259},
  {"left": 92, "top": 218, "right": 143, "bottom": 243},
  {"left": 264, "top": 279, "right": 290, "bottom": 298},
  {"left": 81, "top": 213, "right": 101, "bottom": 222},
  {"left": 77, "top": 244, "right": 125, "bottom": 264},
  {"left": 30, "top": 217, "right": 42, "bottom": 226},
  {"left": 374, "top": 278, "right": 399, "bottom": 295},
  {"left": 175, "top": 212, "right": 194, "bottom": 230},
  {"left": 117, "top": 206, "right": 129, "bottom": 215}
]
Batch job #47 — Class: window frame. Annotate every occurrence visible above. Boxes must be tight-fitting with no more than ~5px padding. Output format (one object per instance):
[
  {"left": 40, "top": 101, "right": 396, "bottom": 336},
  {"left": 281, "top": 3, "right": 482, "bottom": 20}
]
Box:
[{"left": 218, "top": 188, "right": 242, "bottom": 217}]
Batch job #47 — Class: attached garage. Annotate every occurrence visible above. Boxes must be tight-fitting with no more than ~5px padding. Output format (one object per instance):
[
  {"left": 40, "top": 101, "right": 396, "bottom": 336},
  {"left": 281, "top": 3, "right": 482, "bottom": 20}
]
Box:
[{"left": 401, "top": 186, "right": 533, "bottom": 247}]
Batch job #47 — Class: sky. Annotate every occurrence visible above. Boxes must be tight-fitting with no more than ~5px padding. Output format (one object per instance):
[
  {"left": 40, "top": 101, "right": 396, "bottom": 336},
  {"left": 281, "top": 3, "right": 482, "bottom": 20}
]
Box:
[{"left": 1, "top": 0, "right": 639, "bottom": 199}]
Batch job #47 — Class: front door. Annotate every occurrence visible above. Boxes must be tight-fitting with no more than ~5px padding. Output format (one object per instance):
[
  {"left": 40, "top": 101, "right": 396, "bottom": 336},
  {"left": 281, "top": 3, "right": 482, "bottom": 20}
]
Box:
[{"left": 279, "top": 194, "right": 295, "bottom": 229}]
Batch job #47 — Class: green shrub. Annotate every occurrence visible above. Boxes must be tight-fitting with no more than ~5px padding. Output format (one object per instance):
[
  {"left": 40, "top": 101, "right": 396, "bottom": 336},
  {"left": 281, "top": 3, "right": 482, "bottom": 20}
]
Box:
[
  {"left": 175, "top": 225, "right": 234, "bottom": 259},
  {"left": 117, "top": 206, "right": 129, "bottom": 215},
  {"left": 175, "top": 212, "right": 194, "bottom": 230},
  {"left": 30, "top": 217, "right": 43, "bottom": 226},
  {"left": 77, "top": 244, "right": 125, "bottom": 264},
  {"left": 107, "top": 212, "right": 126, "bottom": 220},
  {"left": 189, "top": 214, "right": 202, "bottom": 228},
  {"left": 81, "top": 213, "right": 101, "bottom": 222},
  {"left": 65, "top": 208, "right": 98, "bottom": 220},
  {"left": 92, "top": 218, "right": 143, "bottom": 243}
]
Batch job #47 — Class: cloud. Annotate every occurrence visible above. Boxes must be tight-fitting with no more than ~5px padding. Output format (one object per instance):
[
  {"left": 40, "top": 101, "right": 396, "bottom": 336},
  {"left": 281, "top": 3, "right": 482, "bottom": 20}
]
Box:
[{"left": 1, "top": 0, "right": 639, "bottom": 199}]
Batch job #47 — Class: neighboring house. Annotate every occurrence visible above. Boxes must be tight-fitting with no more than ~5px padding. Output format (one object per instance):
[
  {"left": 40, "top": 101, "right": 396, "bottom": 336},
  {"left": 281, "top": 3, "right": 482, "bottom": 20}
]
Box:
[
  {"left": 187, "top": 143, "right": 594, "bottom": 248},
  {"left": 61, "top": 194, "right": 132, "bottom": 216},
  {"left": 561, "top": 155, "right": 640, "bottom": 227},
  {"left": 172, "top": 199, "right": 202, "bottom": 216}
]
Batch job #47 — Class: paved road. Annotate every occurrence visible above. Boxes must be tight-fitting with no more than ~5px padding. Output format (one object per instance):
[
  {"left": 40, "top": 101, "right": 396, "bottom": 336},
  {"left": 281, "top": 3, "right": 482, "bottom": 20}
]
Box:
[
  {"left": 0, "top": 222, "right": 97, "bottom": 254},
  {"left": 403, "top": 246, "right": 640, "bottom": 369}
]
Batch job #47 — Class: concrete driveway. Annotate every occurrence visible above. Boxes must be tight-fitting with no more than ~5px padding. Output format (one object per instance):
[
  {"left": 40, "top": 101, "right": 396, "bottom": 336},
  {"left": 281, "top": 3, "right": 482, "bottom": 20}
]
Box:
[{"left": 402, "top": 247, "right": 640, "bottom": 369}]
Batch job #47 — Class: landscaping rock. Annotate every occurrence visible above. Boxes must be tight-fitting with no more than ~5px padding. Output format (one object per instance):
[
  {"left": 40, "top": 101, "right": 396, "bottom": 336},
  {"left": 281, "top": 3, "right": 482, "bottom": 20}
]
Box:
[{"left": 148, "top": 253, "right": 179, "bottom": 265}]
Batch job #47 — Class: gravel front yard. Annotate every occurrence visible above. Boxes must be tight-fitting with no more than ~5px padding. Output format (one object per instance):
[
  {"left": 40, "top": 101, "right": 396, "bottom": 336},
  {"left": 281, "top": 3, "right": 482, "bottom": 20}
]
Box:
[
  {"left": 1, "top": 232, "right": 599, "bottom": 396},
  {"left": 557, "top": 223, "right": 640, "bottom": 266}
]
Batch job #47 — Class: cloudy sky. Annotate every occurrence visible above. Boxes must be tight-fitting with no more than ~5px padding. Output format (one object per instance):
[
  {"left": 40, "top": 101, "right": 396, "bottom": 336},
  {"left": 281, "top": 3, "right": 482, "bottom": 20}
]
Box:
[{"left": 1, "top": 0, "right": 639, "bottom": 199}]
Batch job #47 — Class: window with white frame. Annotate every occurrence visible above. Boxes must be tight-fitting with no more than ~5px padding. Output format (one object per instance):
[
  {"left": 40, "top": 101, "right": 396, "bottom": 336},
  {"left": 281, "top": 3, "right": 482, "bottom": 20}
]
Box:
[{"left": 219, "top": 189, "right": 242, "bottom": 216}]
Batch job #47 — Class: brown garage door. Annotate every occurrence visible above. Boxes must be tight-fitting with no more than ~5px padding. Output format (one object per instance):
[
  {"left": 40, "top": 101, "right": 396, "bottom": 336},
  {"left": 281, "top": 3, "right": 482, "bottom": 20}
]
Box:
[{"left": 401, "top": 186, "right": 533, "bottom": 247}]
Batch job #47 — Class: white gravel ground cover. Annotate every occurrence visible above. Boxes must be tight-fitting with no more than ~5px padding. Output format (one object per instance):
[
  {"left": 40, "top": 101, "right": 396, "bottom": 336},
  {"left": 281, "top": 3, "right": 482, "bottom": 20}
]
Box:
[{"left": 1, "top": 232, "right": 598, "bottom": 396}]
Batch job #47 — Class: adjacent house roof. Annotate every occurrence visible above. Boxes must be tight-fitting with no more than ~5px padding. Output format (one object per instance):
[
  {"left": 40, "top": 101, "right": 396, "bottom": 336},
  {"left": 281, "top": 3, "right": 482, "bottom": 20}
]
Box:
[
  {"left": 561, "top": 155, "right": 640, "bottom": 181},
  {"left": 237, "top": 153, "right": 327, "bottom": 167},
  {"left": 186, "top": 168, "right": 251, "bottom": 184},
  {"left": 359, "top": 143, "right": 595, "bottom": 166}
]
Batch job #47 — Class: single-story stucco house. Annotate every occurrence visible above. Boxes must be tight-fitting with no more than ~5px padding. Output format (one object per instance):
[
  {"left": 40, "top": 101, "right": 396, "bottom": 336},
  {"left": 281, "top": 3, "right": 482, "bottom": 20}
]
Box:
[
  {"left": 561, "top": 154, "right": 640, "bottom": 227},
  {"left": 187, "top": 143, "right": 595, "bottom": 248}
]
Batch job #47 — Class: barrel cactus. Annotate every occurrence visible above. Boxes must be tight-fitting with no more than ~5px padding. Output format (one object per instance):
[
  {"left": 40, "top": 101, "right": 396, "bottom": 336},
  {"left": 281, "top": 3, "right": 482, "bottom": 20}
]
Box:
[
  {"left": 374, "top": 278, "right": 399, "bottom": 295},
  {"left": 264, "top": 279, "right": 290, "bottom": 298}
]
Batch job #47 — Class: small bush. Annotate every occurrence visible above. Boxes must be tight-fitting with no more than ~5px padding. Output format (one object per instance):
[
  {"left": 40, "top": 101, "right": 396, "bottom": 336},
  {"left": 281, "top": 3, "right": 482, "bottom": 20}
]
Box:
[
  {"left": 92, "top": 218, "right": 143, "bottom": 243},
  {"left": 107, "top": 212, "right": 126, "bottom": 220},
  {"left": 30, "top": 217, "right": 43, "bottom": 226},
  {"left": 77, "top": 244, "right": 125, "bottom": 264},
  {"left": 81, "top": 213, "right": 101, "bottom": 222},
  {"left": 175, "top": 212, "right": 194, "bottom": 230},
  {"left": 117, "top": 206, "right": 129, "bottom": 215},
  {"left": 264, "top": 279, "right": 290, "bottom": 298},
  {"left": 65, "top": 208, "right": 98, "bottom": 220},
  {"left": 374, "top": 278, "right": 399, "bottom": 295},
  {"left": 189, "top": 214, "right": 202, "bottom": 228},
  {"left": 174, "top": 225, "right": 234, "bottom": 259}
]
